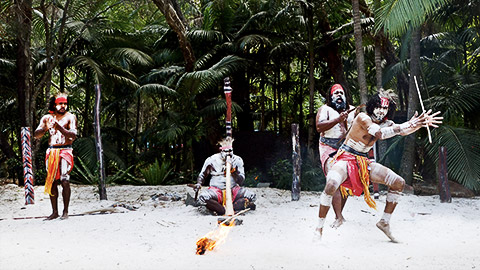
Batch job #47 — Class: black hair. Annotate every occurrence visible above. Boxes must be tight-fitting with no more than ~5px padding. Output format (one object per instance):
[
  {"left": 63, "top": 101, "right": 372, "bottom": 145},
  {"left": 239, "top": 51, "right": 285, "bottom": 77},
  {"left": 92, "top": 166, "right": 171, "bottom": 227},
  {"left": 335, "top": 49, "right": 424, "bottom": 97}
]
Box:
[
  {"left": 326, "top": 83, "right": 350, "bottom": 109},
  {"left": 48, "top": 96, "right": 69, "bottom": 112},
  {"left": 366, "top": 93, "right": 396, "bottom": 121}
]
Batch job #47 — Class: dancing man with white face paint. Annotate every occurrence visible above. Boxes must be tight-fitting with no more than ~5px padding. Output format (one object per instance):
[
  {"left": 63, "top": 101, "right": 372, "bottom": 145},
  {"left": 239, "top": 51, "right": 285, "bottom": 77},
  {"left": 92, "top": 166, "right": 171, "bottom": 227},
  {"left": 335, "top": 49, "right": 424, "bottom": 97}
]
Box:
[
  {"left": 315, "top": 90, "right": 443, "bottom": 242},
  {"left": 316, "top": 84, "right": 356, "bottom": 228},
  {"left": 34, "top": 93, "right": 77, "bottom": 220}
]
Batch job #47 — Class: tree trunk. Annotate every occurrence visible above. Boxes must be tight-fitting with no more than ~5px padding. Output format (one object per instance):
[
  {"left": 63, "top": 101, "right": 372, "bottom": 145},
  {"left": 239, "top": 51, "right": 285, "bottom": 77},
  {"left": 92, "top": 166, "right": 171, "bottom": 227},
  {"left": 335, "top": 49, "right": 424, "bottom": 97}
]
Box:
[
  {"left": 317, "top": 8, "right": 349, "bottom": 93},
  {"left": 352, "top": 0, "right": 368, "bottom": 105},
  {"left": 82, "top": 70, "right": 93, "bottom": 137},
  {"left": 152, "top": 0, "right": 195, "bottom": 72},
  {"left": 278, "top": 66, "right": 283, "bottom": 135},
  {"left": 399, "top": 28, "right": 421, "bottom": 185},
  {"left": 307, "top": 0, "right": 315, "bottom": 153},
  {"left": 15, "top": 0, "right": 33, "bottom": 128},
  {"left": 374, "top": 38, "right": 382, "bottom": 90},
  {"left": 94, "top": 84, "right": 107, "bottom": 200},
  {"left": 291, "top": 123, "right": 301, "bottom": 201}
]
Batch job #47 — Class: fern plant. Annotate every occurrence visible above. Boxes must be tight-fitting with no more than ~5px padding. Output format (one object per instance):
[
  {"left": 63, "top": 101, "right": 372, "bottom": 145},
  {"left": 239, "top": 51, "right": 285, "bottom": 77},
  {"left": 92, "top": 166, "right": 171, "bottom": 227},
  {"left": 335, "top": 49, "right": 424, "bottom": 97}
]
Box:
[
  {"left": 71, "top": 156, "right": 137, "bottom": 185},
  {"left": 140, "top": 160, "right": 173, "bottom": 185}
]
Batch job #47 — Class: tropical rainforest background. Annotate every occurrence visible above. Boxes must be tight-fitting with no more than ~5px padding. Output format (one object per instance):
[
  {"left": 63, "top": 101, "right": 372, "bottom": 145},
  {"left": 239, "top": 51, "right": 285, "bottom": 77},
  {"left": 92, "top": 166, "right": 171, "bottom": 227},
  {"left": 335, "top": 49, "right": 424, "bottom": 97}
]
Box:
[{"left": 0, "top": 0, "right": 479, "bottom": 195}]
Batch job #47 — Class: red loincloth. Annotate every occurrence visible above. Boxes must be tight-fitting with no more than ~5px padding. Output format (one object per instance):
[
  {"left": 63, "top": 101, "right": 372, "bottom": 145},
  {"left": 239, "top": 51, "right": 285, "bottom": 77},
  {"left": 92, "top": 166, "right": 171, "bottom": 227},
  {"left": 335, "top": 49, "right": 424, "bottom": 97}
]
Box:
[
  {"left": 333, "top": 150, "right": 376, "bottom": 209},
  {"left": 208, "top": 186, "right": 241, "bottom": 205},
  {"left": 44, "top": 148, "right": 74, "bottom": 195}
]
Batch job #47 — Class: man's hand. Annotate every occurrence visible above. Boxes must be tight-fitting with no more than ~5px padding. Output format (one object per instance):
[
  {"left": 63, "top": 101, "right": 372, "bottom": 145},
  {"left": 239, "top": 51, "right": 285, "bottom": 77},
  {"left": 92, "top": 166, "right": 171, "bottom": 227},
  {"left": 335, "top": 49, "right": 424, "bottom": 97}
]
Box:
[
  {"left": 409, "top": 110, "right": 443, "bottom": 129},
  {"left": 224, "top": 167, "right": 237, "bottom": 177},
  {"left": 337, "top": 111, "right": 348, "bottom": 123},
  {"left": 45, "top": 116, "right": 55, "bottom": 129},
  {"left": 193, "top": 183, "right": 201, "bottom": 192},
  {"left": 423, "top": 110, "right": 443, "bottom": 128}
]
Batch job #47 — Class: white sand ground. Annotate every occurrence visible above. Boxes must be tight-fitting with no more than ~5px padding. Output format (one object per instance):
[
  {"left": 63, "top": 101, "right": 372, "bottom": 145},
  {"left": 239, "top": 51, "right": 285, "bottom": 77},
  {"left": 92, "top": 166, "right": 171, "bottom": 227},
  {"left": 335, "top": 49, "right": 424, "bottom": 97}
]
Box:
[{"left": 1, "top": 184, "right": 479, "bottom": 270}]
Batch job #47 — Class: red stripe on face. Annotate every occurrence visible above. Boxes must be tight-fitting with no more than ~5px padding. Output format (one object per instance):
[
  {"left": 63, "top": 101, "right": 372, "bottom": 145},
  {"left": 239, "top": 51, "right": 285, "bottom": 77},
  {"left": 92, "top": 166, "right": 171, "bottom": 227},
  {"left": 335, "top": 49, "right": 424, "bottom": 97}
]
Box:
[{"left": 380, "top": 97, "right": 389, "bottom": 107}]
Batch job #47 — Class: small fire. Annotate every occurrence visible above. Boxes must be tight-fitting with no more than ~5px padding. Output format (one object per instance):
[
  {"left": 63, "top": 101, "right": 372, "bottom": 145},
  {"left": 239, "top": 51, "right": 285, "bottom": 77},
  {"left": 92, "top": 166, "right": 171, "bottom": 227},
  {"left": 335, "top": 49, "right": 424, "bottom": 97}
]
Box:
[{"left": 196, "top": 220, "right": 236, "bottom": 255}]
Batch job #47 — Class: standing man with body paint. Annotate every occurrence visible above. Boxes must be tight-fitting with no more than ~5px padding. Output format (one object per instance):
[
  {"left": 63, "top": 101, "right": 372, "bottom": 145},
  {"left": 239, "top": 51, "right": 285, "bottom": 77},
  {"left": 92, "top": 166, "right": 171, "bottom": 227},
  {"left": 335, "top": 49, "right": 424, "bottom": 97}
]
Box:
[
  {"left": 34, "top": 93, "right": 77, "bottom": 220},
  {"left": 315, "top": 91, "right": 442, "bottom": 241},
  {"left": 315, "top": 83, "right": 356, "bottom": 228}
]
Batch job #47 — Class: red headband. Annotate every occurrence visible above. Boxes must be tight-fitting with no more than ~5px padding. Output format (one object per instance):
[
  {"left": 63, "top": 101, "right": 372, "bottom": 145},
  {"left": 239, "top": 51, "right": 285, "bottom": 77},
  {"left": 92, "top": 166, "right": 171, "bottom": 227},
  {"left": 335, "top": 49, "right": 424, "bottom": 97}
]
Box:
[
  {"left": 330, "top": 84, "right": 343, "bottom": 95},
  {"left": 220, "top": 146, "right": 232, "bottom": 150},
  {"left": 55, "top": 97, "right": 67, "bottom": 104},
  {"left": 380, "top": 97, "right": 389, "bottom": 107}
]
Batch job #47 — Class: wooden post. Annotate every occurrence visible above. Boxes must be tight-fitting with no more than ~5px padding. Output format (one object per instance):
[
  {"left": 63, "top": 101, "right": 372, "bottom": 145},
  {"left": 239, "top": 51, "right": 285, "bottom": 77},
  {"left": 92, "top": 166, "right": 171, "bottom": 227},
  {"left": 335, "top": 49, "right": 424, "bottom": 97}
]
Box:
[
  {"left": 21, "top": 127, "right": 34, "bottom": 204},
  {"left": 94, "top": 84, "right": 107, "bottom": 200},
  {"left": 291, "top": 123, "right": 301, "bottom": 201},
  {"left": 437, "top": 146, "right": 451, "bottom": 203}
]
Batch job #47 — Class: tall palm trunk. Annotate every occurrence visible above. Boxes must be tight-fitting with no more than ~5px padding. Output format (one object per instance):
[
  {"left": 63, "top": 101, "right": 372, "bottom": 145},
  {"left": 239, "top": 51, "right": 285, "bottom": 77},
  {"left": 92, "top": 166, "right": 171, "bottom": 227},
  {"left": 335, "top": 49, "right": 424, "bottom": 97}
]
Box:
[
  {"left": 352, "top": 0, "right": 368, "bottom": 105},
  {"left": 399, "top": 28, "right": 421, "bottom": 185},
  {"left": 307, "top": 0, "right": 316, "bottom": 153},
  {"left": 15, "top": 0, "right": 33, "bottom": 128}
]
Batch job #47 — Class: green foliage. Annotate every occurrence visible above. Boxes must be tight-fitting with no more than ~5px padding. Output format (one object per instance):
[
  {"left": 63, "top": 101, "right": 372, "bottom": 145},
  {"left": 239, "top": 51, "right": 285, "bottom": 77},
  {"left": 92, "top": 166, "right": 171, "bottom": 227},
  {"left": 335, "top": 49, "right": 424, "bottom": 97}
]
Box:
[
  {"left": 425, "top": 126, "right": 480, "bottom": 191},
  {"left": 244, "top": 167, "right": 262, "bottom": 187},
  {"left": 375, "top": 0, "right": 449, "bottom": 37},
  {"left": 269, "top": 158, "right": 325, "bottom": 191},
  {"left": 140, "top": 160, "right": 173, "bottom": 185},
  {"left": 71, "top": 156, "right": 137, "bottom": 185}
]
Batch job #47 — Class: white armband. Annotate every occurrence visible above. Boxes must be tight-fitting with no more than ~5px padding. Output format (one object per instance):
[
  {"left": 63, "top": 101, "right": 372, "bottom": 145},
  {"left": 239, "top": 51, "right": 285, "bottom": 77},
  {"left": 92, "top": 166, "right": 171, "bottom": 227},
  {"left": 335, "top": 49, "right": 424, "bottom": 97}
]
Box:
[
  {"left": 367, "top": 124, "right": 381, "bottom": 136},
  {"left": 380, "top": 126, "right": 396, "bottom": 139}
]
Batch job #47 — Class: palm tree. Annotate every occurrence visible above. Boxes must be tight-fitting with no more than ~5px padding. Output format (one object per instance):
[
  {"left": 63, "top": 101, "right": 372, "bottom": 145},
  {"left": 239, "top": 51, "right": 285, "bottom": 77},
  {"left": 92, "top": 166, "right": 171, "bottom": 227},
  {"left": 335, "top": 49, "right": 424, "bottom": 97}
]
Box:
[{"left": 376, "top": 0, "right": 480, "bottom": 190}]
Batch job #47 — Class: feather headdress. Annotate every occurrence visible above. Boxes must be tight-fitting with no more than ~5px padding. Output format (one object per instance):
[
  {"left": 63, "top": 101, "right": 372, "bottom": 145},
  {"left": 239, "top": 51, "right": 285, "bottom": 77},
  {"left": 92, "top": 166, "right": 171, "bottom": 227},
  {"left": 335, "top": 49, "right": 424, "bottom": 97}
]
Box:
[
  {"left": 218, "top": 137, "right": 234, "bottom": 150},
  {"left": 378, "top": 88, "right": 398, "bottom": 105}
]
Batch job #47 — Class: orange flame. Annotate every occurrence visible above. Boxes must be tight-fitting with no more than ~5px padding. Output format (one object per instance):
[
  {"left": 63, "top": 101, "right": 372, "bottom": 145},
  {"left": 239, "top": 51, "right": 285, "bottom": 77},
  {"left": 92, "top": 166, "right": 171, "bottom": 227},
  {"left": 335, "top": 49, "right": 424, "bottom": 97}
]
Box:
[{"left": 196, "top": 220, "right": 236, "bottom": 255}]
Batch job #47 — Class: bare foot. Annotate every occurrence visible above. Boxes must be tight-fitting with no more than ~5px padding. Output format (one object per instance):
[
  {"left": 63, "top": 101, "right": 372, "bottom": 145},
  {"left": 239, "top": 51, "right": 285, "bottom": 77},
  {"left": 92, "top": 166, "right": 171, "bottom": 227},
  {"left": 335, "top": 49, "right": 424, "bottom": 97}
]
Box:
[
  {"left": 330, "top": 218, "right": 345, "bottom": 228},
  {"left": 45, "top": 213, "right": 59, "bottom": 220},
  {"left": 60, "top": 212, "right": 69, "bottom": 220},
  {"left": 313, "top": 227, "right": 323, "bottom": 241},
  {"left": 376, "top": 220, "right": 398, "bottom": 243}
]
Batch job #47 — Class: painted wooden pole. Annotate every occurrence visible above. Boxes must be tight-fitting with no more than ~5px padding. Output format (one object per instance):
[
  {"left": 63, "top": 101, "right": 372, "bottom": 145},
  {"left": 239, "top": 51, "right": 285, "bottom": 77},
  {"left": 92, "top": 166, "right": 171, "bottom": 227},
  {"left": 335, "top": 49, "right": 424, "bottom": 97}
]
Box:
[
  {"left": 21, "top": 127, "right": 35, "bottom": 204},
  {"left": 223, "top": 77, "right": 234, "bottom": 216},
  {"left": 224, "top": 77, "right": 233, "bottom": 138},
  {"left": 438, "top": 146, "right": 451, "bottom": 203},
  {"left": 291, "top": 123, "right": 301, "bottom": 201},
  {"left": 94, "top": 84, "right": 107, "bottom": 200}
]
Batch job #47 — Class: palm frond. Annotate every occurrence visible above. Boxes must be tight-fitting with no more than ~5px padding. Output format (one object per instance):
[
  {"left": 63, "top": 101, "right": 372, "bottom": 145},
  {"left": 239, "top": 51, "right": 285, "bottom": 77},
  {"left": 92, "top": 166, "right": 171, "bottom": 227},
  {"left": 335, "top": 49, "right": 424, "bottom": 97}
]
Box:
[
  {"left": 269, "top": 41, "right": 307, "bottom": 60},
  {"left": 426, "top": 126, "right": 480, "bottom": 191},
  {"left": 238, "top": 34, "right": 272, "bottom": 53},
  {"left": 140, "top": 66, "right": 184, "bottom": 84},
  {"left": 110, "top": 48, "right": 153, "bottom": 67},
  {"left": 71, "top": 156, "right": 98, "bottom": 185},
  {"left": 109, "top": 74, "right": 140, "bottom": 89},
  {"left": 187, "top": 29, "right": 223, "bottom": 44},
  {"left": 73, "top": 55, "right": 105, "bottom": 82},
  {"left": 0, "top": 58, "right": 14, "bottom": 68},
  {"left": 65, "top": 20, "right": 93, "bottom": 42},
  {"left": 375, "top": 0, "right": 450, "bottom": 37},
  {"left": 137, "top": 83, "right": 178, "bottom": 97},
  {"left": 199, "top": 97, "right": 243, "bottom": 117},
  {"left": 177, "top": 55, "right": 247, "bottom": 95}
]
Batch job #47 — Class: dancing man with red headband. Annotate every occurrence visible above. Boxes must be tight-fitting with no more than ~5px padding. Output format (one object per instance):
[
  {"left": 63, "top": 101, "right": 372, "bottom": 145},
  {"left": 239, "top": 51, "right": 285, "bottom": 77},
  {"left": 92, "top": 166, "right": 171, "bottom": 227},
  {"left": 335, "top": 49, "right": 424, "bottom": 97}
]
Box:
[
  {"left": 315, "top": 83, "right": 357, "bottom": 228},
  {"left": 34, "top": 94, "right": 77, "bottom": 220},
  {"left": 193, "top": 137, "right": 256, "bottom": 215},
  {"left": 315, "top": 90, "right": 442, "bottom": 242}
]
